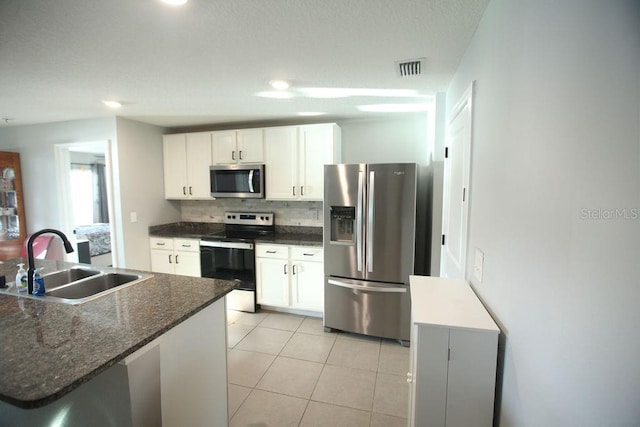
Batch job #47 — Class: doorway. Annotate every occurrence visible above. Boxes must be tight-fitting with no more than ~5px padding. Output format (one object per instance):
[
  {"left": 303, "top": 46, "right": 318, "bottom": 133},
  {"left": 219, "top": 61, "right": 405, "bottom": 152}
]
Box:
[
  {"left": 440, "top": 83, "right": 473, "bottom": 278},
  {"left": 55, "top": 141, "right": 117, "bottom": 267}
]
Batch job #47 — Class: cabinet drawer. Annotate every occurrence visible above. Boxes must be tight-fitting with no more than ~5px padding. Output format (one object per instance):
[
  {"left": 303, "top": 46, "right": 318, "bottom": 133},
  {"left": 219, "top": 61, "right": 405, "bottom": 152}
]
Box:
[
  {"left": 291, "top": 246, "right": 323, "bottom": 262},
  {"left": 256, "top": 244, "right": 289, "bottom": 259},
  {"left": 174, "top": 239, "right": 200, "bottom": 252},
  {"left": 150, "top": 237, "right": 174, "bottom": 250}
]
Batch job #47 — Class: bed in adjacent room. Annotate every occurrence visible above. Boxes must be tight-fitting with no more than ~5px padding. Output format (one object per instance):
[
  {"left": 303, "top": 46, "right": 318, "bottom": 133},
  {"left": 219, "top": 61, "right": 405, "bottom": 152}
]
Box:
[{"left": 74, "top": 223, "right": 112, "bottom": 266}]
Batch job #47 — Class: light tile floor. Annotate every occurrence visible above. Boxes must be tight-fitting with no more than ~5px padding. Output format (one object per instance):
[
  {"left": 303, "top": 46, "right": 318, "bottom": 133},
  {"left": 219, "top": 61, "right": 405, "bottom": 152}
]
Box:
[{"left": 227, "top": 310, "right": 410, "bottom": 426}]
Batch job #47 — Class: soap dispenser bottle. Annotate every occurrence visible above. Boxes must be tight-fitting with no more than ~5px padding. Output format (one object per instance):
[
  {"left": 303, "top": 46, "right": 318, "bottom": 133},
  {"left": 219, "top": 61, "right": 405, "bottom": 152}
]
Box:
[
  {"left": 33, "top": 268, "right": 46, "bottom": 296},
  {"left": 15, "top": 263, "right": 27, "bottom": 293}
]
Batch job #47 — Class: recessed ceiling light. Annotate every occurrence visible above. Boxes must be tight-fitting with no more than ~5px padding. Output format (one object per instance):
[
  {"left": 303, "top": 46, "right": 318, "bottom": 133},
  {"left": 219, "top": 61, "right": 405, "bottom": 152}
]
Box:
[
  {"left": 298, "top": 87, "right": 422, "bottom": 99},
  {"left": 255, "top": 91, "right": 295, "bottom": 99},
  {"left": 102, "top": 100, "right": 122, "bottom": 109},
  {"left": 160, "top": 0, "right": 188, "bottom": 6},
  {"left": 297, "top": 112, "right": 326, "bottom": 117},
  {"left": 357, "top": 103, "right": 432, "bottom": 113},
  {"left": 269, "top": 80, "right": 290, "bottom": 90}
]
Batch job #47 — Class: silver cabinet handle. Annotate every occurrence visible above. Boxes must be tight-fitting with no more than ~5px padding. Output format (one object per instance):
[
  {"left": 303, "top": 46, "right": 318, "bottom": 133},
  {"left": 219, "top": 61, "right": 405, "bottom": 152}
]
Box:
[
  {"left": 301, "top": 186, "right": 304, "bottom": 196},
  {"left": 284, "top": 264, "right": 288, "bottom": 275},
  {"left": 183, "top": 186, "right": 187, "bottom": 195},
  {"left": 367, "top": 170, "right": 375, "bottom": 273},
  {"left": 156, "top": 242, "right": 166, "bottom": 246},
  {"left": 292, "top": 265, "right": 297, "bottom": 275},
  {"left": 292, "top": 186, "right": 296, "bottom": 196},
  {"left": 239, "top": 150, "right": 243, "bottom": 160},
  {"left": 232, "top": 150, "right": 236, "bottom": 161},
  {"left": 266, "top": 250, "right": 277, "bottom": 254},
  {"left": 189, "top": 186, "right": 193, "bottom": 195},
  {"left": 175, "top": 254, "right": 179, "bottom": 264},
  {"left": 168, "top": 254, "right": 173, "bottom": 264}
]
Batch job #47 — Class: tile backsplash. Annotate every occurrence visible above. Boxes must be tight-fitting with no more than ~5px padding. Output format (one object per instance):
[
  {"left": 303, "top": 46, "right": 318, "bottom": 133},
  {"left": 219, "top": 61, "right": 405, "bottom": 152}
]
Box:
[{"left": 180, "top": 199, "right": 323, "bottom": 227}]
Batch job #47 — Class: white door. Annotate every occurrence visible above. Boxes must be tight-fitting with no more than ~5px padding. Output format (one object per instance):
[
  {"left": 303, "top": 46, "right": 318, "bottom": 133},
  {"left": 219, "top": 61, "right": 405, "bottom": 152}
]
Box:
[{"left": 441, "top": 84, "right": 473, "bottom": 279}]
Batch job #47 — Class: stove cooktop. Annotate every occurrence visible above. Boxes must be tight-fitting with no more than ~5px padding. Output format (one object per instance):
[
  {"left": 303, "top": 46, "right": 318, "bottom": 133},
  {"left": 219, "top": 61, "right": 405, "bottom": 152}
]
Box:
[{"left": 201, "top": 212, "right": 274, "bottom": 242}]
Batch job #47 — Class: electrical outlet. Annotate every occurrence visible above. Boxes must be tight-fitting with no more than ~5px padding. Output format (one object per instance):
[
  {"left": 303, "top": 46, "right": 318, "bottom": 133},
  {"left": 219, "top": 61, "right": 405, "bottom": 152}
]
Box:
[
  {"left": 130, "top": 211, "right": 138, "bottom": 223},
  {"left": 474, "top": 248, "right": 484, "bottom": 283}
]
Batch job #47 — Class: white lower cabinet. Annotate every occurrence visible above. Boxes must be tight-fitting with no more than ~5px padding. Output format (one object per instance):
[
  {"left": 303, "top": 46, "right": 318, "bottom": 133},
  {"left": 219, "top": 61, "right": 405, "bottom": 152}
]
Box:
[
  {"left": 149, "top": 237, "right": 201, "bottom": 277},
  {"left": 256, "top": 244, "right": 324, "bottom": 313},
  {"left": 408, "top": 276, "right": 499, "bottom": 427}
]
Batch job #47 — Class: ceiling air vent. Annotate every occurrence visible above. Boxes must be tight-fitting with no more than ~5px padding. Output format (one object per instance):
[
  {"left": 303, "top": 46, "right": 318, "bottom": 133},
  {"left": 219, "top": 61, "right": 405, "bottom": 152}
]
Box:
[{"left": 396, "top": 58, "right": 425, "bottom": 77}]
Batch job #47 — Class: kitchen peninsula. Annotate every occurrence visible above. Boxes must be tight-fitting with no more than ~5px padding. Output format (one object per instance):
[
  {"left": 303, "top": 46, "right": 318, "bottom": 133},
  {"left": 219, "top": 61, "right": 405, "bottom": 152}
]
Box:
[{"left": 0, "top": 257, "right": 235, "bottom": 426}]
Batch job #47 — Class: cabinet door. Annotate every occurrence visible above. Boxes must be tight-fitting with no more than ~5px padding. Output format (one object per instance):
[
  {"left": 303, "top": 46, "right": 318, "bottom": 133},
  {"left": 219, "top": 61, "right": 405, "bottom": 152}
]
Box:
[
  {"left": 185, "top": 132, "right": 213, "bottom": 198},
  {"left": 265, "top": 126, "right": 298, "bottom": 200},
  {"left": 291, "top": 260, "right": 324, "bottom": 311},
  {"left": 299, "top": 124, "right": 339, "bottom": 201},
  {"left": 150, "top": 249, "right": 175, "bottom": 274},
  {"left": 256, "top": 257, "right": 289, "bottom": 307},
  {"left": 237, "top": 129, "right": 264, "bottom": 163},
  {"left": 413, "top": 325, "right": 449, "bottom": 427},
  {"left": 445, "top": 329, "right": 498, "bottom": 427},
  {"left": 163, "top": 134, "right": 188, "bottom": 199},
  {"left": 174, "top": 250, "right": 201, "bottom": 277},
  {"left": 211, "top": 131, "right": 237, "bottom": 164}
]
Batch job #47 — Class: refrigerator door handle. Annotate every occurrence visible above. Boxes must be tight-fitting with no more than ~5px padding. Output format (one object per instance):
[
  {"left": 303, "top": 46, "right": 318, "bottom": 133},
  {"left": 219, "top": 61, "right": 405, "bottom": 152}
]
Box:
[
  {"left": 366, "top": 170, "right": 375, "bottom": 273},
  {"left": 357, "top": 170, "right": 364, "bottom": 272},
  {"left": 328, "top": 279, "right": 407, "bottom": 293}
]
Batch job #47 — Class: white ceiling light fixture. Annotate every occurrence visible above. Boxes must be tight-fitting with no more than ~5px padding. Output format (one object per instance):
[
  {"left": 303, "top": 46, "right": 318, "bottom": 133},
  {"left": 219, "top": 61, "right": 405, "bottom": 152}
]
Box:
[
  {"left": 269, "top": 80, "right": 290, "bottom": 90},
  {"left": 297, "top": 112, "right": 326, "bottom": 117},
  {"left": 298, "top": 87, "right": 423, "bottom": 99},
  {"left": 357, "top": 103, "right": 433, "bottom": 113},
  {"left": 102, "top": 100, "right": 122, "bottom": 109},
  {"left": 160, "top": 0, "right": 188, "bottom": 6},
  {"left": 255, "top": 91, "right": 295, "bottom": 99}
]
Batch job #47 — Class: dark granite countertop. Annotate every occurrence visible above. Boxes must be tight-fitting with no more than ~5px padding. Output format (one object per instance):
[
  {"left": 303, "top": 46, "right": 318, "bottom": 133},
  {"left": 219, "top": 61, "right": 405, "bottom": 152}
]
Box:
[
  {"left": 149, "top": 222, "right": 323, "bottom": 247},
  {"left": 0, "top": 258, "right": 235, "bottom": 409}
]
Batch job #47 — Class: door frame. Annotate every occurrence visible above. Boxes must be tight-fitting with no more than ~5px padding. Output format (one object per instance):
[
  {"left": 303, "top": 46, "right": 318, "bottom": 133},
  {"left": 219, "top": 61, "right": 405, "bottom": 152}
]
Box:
[
  {"left": 54, "top": 140, "right": 118, "bottom": 266},
  {"left": 440, "top": 82, "right": 474, "bottom": 278}
]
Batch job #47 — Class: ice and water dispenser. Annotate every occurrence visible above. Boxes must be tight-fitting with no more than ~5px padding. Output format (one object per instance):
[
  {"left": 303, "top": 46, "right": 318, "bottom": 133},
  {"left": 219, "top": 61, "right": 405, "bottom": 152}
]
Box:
[{"left": 329, "top": 206, "right": 356, "bottom": 244}]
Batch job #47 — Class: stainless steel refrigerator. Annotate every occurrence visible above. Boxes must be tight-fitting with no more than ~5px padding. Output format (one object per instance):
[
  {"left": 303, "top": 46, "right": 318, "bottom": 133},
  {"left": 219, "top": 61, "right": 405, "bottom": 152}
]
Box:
[{"left": 324, "top": 163, "right": 417, "bottom": 342}]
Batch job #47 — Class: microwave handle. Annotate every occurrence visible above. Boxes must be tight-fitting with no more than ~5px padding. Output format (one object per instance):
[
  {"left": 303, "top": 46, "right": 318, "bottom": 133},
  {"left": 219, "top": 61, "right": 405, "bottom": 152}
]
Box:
[{"left": 248, "top": 170, "right": 254, "bottom": 193}]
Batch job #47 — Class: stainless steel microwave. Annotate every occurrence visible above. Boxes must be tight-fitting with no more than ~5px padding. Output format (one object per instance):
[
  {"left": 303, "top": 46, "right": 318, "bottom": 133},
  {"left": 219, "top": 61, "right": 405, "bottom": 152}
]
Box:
[{"left": 209, "top": 164, "right": 265, "bottom": 198}]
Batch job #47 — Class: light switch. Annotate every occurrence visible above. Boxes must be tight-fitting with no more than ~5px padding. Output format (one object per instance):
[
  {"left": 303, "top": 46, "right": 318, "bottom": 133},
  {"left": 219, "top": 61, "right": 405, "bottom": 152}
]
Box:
[
  {"left": 474, "top": 248, "right": 484, "bottom": 283},
  {"left": 130, "top": 211, "right": 138, "bottom": 223}
]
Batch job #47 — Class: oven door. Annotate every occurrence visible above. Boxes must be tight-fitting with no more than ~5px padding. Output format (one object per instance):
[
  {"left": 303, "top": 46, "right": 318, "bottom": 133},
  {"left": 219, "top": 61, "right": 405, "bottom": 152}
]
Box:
[{"left": 200, "top": 240, "right": 257, "bottom": 312}]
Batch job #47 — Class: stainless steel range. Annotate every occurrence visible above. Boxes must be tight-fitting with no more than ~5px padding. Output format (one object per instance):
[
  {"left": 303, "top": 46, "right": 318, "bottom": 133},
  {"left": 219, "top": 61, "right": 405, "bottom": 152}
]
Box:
[{"left": 200, "top": 212, "right": 274, "bottom": 312}]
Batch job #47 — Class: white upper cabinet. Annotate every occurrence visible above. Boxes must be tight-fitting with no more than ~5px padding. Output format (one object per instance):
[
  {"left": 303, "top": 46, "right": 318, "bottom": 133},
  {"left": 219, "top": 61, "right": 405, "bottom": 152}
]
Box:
[
  {"left": 212, "top": 129, "right": 264, "bottom": 164},
  {"left": 264, "top": 126, "right": 298, "bottom": 200},
  {"left": 163, "top": 132, "right": 212, "bottom": 199},
  {"left": 265, "top": 123, "right": 341, "bottom": 201}
]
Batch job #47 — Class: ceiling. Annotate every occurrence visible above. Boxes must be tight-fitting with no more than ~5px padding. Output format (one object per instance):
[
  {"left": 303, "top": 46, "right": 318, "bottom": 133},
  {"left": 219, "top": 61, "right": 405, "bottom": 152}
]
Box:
[{"left": 0, "top": 0, "right": 489, "bottom": 129}]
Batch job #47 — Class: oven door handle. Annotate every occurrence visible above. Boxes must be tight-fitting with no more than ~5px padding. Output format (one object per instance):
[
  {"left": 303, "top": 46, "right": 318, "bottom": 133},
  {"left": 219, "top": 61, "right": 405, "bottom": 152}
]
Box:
[{"left": 199, "top": 241, "right": 254, "bottom": 250}]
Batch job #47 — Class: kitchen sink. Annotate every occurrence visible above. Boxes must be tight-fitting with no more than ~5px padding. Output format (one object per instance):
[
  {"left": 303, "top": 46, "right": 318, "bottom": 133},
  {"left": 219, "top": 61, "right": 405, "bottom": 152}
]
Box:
[
  {"left": 41, "top": 267, "right": 102, "bottom": 289},
  {"left": 47, "top": 273, "right": 144, "bottom": 301},
  {"left": 0, "top": 266, "right": 153, "bottom": 305}
]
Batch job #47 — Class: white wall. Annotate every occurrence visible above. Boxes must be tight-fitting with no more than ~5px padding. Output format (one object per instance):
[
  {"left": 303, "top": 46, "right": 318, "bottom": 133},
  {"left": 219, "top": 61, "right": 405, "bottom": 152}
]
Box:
[
  {"left": 339, "top": 114, "right": 428, "bottom": 164},
  {"left": 446, "top": 0, "right": 640, "bottom": 425},
  {"left": 0, "top": 117, "right": 179, "bottom": 270},
  {"left": 0, "top": 117, "right": 117, "bottom": 232},
  {"left": 114, "top": 117, "right": 180, "bottom": 270}
]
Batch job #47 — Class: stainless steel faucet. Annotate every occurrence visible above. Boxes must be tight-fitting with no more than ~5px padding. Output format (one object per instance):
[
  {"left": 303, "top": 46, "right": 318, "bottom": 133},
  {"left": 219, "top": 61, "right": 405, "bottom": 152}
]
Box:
[{"left": 26, "top": 229, "right": 74, "bottom": 294}]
